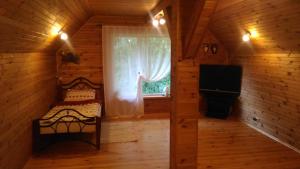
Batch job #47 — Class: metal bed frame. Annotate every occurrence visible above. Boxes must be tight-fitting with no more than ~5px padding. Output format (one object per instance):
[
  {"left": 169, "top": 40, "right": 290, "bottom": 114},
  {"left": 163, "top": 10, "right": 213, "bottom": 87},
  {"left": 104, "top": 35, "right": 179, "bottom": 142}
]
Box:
[{"left": 33, "top": 77, "right": 105, "bottom": 151}]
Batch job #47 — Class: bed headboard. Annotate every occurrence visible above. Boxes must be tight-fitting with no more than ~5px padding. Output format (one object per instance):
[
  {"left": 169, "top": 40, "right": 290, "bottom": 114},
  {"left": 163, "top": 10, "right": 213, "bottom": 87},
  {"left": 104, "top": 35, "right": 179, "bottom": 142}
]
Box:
[{"left": 57, "top": 77, "right": 105, "bottom": 116}]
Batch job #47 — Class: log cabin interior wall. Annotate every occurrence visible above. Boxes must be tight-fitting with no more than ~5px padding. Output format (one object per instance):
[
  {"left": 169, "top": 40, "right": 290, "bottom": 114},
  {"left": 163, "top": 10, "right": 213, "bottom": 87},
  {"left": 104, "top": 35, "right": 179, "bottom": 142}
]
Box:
[
  {"left": 0, "top": 52, "right": 57, "bottom": 169},
  {"left": 0, "top": 1, "right": 89, "bottom": 169},
  {"left": 56, "top": 17, "right": 103, "bottom": 84},
  {"left": 210, "top": 0, "right": 300, "bottom": 150},
  {"left": 2, "top": 0, "right": 300, "bottom": 169}
]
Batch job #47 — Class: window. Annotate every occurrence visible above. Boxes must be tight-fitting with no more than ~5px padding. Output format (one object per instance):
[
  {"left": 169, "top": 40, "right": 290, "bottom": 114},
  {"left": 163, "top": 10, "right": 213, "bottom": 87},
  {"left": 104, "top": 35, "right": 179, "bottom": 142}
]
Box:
[
  {"left": 103, "top": 26, "right": 170, "bottom": 115},
  {"left": 142, "top": 72, "right": 171, "bottom": 96},
  {"left": 113, "top": 36, "right": 171, "bottom": 97}
]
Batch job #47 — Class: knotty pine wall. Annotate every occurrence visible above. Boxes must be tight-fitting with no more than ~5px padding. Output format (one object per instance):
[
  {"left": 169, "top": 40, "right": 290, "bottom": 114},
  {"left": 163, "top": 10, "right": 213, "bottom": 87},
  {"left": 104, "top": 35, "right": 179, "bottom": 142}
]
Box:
[
  {"left": 231, "top": 52, "right": 300, "bottom": 150},
  {"left": 0, "top": 52, "right": 57, "bottom": 169},
  {"left": 57, "top": 18, "right": 102, "bottom": 84}
]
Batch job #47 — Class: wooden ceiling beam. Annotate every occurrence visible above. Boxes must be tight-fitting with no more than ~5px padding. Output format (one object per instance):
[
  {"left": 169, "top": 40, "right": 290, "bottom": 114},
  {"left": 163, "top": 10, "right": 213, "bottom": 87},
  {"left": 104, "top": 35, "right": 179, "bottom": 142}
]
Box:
[
  {"left": 151, "top": 0, "right": 172, "bottom": 16},
  {"left": 164, "top": 6, "right": 173, "bottom": 35},
  {"left": 183, "top": 0, "right": 219, "bottom": 58}
]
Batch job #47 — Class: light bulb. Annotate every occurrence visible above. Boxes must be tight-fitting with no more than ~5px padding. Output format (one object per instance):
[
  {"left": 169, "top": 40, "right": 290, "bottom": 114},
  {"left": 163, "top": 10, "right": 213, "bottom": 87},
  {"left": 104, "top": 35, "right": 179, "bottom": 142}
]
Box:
[
  {"left": 250, "top": 30, "right": 258, "bottom": 38},
  {"left": 50, "top": 23, "right": 61, "bottom": 36},
  {"left": 60, "top": 32, "right": 68, "bottom": 40},
  {"left": 242, "top": 33, "right": 250, "bottom": 42},
  {"left": 159, "top": 18, "right": 166, "bottom": 25},
  {"left": 152, "top": 19, "right": 159, "bottom": 27}
]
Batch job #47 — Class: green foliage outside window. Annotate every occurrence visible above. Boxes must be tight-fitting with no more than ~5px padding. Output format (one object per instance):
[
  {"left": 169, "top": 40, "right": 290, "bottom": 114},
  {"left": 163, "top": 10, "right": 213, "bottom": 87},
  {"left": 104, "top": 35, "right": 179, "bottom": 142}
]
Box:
[{"left": 142, "top": 73, "right": 171, "bottom": 95}]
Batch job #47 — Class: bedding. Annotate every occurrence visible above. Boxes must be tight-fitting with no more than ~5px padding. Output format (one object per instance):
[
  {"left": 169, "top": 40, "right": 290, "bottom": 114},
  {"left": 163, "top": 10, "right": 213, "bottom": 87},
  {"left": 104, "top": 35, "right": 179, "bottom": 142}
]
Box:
[{"left": 39, "top": 100, "right": 101, "bottom": 134}]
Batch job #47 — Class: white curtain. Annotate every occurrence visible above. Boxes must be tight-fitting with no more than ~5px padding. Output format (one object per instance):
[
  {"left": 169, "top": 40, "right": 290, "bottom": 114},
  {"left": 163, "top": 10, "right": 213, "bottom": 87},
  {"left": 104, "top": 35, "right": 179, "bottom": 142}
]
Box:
[{"left": 102, "top": 26, "right": 170, "bottom": 117}]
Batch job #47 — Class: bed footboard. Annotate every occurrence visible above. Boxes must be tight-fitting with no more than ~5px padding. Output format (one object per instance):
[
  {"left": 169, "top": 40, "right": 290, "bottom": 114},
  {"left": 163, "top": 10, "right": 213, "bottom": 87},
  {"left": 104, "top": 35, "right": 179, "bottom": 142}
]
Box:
[{"left": 33, "top": 108, "right": 102, "bottom": 152}]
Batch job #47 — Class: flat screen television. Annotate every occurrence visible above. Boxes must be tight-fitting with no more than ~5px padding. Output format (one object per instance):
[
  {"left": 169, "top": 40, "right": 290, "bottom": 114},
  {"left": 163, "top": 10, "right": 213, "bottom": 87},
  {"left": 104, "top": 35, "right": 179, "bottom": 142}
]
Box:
[{"left": 200, "top": 64, "right": 242, "bottom": 94}]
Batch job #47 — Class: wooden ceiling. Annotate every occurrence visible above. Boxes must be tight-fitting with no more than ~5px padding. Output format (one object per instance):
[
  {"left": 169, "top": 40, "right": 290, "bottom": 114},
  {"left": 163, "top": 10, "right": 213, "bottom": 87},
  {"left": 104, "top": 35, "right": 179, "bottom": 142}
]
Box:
[
  {"left": 0, "top": 0, "right": 159, "bottom": 53},
  {"left": 3, "top": 0, "right": 299, "bottom": 54},
  {"left": 0, "top": 0, "right": 91, "bottom": 53},
  {"left": 87, "top": 0, "right": 160, "bottom": 16},
  {"left": 209, "top": 0, "right": 300, "bottom": 54}
]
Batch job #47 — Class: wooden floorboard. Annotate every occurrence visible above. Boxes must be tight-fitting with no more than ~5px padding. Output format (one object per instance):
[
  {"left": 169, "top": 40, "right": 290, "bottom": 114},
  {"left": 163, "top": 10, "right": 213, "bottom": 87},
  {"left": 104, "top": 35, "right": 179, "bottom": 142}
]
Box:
[{"left": 23, "top": 118, "right": 300, "bottom": 169}]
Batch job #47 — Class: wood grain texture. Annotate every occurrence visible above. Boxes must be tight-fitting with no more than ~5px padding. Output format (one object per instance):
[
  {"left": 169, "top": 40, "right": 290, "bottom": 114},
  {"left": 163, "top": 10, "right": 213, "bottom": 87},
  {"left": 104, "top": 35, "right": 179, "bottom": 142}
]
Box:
[
  {"left": 0, "top": 52, "right": 57, "bottom": 169},
  {"left": 209, "top": 0, "right": 300, "bottom": 54},
  {"left": 144, "top": 97, "right": 171, "bottom": 114},
  {"left": 24, "top": 119, "right": 300, "bottom": 169},
  {"left": 169, "top": 1, "right": 199, "bottom": 168},
  {"left": 87, "top": 0, "right": 160, "bottom": 16},
  {"left": 183, "top": 0, "right": 218, "bottom": 58},
  {"left": 57, "top": 17, "right": 102, "bottom": 84},
  {"left": 170, "top": 1, "right": 226, "bottom": 168},
  {"left": 0, "top": 0, "right": 91, "bottom": 53},
  {"left": 231, "top": 52, "right": 300, "bottom": 151}
]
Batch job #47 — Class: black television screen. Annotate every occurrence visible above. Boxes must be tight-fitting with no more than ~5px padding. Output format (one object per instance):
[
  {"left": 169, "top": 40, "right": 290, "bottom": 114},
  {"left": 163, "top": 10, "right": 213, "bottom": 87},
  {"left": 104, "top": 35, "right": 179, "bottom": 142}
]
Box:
[{"left": 200, "top": 64, "right": 242, "bottom": 93}]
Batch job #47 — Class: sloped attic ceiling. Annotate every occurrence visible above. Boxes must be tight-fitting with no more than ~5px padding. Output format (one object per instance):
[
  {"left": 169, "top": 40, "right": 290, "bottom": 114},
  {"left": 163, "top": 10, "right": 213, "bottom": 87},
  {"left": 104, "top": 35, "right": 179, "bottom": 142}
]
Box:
[
  {"left": 0, "top": 0, "right": 91, "bottom": 53},
  {"left": 0, "top": 0, "right": 159, "bottom": 53},
  {"left": 209, "top": 0, "right": 300, "bottom": 54}
]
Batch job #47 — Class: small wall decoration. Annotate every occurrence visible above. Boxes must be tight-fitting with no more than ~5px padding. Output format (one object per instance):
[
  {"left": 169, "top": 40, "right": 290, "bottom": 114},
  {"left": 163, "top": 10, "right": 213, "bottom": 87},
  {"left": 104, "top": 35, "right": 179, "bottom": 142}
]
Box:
[
  {"left": 203, "top": 43, "right": 210, "bottom": 53},
  {"left": 202, "top": 43, "right": 218, "bottom": 55},
  {"left": 59, "top": 50, "right": 80, "bottom": 64},
  {"left": 210, "top": 43, "right": 218, "bottom": 54}
]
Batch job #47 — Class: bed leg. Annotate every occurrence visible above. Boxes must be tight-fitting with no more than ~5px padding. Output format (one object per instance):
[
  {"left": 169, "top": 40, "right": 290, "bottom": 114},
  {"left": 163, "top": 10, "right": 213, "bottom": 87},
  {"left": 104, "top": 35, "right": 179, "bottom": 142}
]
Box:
[
  {"left": 32, "top": 119, "right": 41, "bottom": 152},
  {"left": 96, "top": 117, "right": 101, "bottom": 150}
]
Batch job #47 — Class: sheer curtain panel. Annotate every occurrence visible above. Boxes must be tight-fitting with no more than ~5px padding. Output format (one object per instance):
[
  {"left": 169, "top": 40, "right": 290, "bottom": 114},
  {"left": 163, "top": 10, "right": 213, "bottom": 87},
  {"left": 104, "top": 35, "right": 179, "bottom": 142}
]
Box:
[{"left": 102, "top": 26, "right": 170, "bottom": 117}]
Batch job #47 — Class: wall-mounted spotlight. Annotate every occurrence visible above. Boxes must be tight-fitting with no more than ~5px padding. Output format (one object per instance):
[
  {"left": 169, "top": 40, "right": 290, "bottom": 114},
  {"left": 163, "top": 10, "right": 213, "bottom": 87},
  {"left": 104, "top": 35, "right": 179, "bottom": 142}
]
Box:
[
  {"left": 152, "top": 10, "right": 166, "bottom": 27},
  {"left": 242, "top": 31, "right": 251, "bottom": 42},
  {"left": 159, "top": 18, "right": 166, "bottom": 25},
  {"left": 152, "top": 19, "right": 159, "bottom": 27},
  {"left": 60, "top": 32, "right": 68, "bottom": 41}
]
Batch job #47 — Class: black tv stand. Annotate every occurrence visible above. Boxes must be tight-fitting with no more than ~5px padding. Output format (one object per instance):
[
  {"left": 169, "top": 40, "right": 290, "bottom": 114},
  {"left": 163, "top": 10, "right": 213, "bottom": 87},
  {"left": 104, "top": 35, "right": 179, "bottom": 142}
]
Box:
[{"left": 201, "top": 89, "right": 240, "bottom": 119}]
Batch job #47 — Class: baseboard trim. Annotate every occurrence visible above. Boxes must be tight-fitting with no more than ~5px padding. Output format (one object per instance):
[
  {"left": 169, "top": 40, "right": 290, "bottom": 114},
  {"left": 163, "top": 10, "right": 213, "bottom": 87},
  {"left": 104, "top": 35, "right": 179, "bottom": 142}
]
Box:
[{"left": 245, "top": 122, "right": 300, "bottom": 154}]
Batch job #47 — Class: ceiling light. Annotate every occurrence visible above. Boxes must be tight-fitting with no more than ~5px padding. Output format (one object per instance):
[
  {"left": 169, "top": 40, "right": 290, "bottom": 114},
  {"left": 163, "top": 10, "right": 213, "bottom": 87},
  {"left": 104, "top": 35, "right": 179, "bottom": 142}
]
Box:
[
  {"left": 152, "top": 19, "right": 159, "bottom": 27},
  {"left": 60, "top": 32, "right": 68, "bottom": 40},
  {"left": 159, "top": 18, "right": 166, "bottom": 25}
]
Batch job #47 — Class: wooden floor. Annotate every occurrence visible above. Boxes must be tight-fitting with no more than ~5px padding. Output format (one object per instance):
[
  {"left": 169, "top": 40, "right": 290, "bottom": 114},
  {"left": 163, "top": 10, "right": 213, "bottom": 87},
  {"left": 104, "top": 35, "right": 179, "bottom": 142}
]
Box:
[{"left": 24, "top": 118, "right": 300, "bottom": 169}]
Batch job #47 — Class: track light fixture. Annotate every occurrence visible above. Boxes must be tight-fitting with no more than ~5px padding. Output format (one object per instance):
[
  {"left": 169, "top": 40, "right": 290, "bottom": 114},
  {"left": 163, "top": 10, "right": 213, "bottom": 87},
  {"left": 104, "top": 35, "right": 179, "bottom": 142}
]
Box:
[{"left": 152, "top": 11, "right": 166, "bottom": 27}]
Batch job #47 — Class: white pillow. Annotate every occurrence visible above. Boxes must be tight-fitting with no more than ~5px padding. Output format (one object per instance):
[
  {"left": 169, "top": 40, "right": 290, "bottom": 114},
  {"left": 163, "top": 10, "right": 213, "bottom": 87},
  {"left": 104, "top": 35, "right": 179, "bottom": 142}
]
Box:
[{"left": 64, "top": 89, "right": 96, "bottom": 101}]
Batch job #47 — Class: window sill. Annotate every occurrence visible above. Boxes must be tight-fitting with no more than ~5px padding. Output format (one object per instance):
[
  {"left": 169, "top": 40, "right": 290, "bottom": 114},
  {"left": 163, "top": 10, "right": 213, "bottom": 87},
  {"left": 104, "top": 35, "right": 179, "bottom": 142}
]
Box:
[{"left": 143, "top": 95, "right": 171, "bottom": 100}]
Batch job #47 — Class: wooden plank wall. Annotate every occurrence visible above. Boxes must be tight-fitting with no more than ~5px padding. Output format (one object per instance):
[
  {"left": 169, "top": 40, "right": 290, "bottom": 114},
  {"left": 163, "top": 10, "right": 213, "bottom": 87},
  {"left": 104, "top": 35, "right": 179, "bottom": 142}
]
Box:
[
  {"left": 0, "top": 52, "right": 57, "bottom": 169},
  {"left": 57, "top": 17, "right": 102, "bottom": 84},
  {"left": 144, "top": 97, "right": 171, "bottom": 114},
  {"left": 209, "top": 0, "right": 300, "bottom": 151},
  {"left": 231, "top": 52, "right": 300, "bottom": 150}
]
